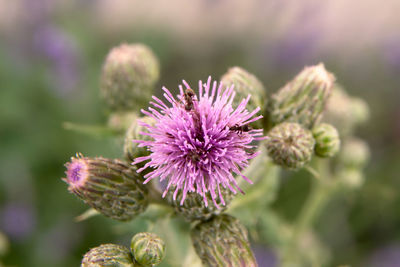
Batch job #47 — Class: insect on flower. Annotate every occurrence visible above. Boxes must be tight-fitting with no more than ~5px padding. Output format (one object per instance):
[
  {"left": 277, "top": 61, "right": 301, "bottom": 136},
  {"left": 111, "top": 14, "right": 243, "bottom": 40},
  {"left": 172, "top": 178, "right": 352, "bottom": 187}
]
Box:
[
  {"left": 229, "top": 124, "right": 252, "bottom": 134},
  {"left": 133, "top": 77, "right": 265, "bottom": 207},
  {"left": 183, "top": 88, "right": 196, "bottom": 111}
]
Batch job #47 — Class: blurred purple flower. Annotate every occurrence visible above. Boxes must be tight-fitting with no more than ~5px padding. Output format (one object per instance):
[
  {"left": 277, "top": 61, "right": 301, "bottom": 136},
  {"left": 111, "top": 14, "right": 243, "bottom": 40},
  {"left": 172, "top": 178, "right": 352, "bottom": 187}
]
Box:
[
  {"left": 37, "top": 219, "right": 84, "bottom": 264},
  {"left": 367, "top": 243, "right": 400, "bottom": 267},
  {"left": 383, "top": 38, "right": 400, "bottom": 70},
  {"left": 252, "top": 245, "right": 278, "bottom": 267},
  {"left": 0, "top": 203, "right": 36, "bottom": 241},
  {"left": 270, "top": 2, "right": 324, "bottom": 69},
  {"left": 134, "top": 77, "right": 264, "bottom": 207},
  {"left": 273, "top": 30, "right": 320, "bottom": 69},
  {"left": 33, "top": 25, "right": 81, "bottom": 94}
]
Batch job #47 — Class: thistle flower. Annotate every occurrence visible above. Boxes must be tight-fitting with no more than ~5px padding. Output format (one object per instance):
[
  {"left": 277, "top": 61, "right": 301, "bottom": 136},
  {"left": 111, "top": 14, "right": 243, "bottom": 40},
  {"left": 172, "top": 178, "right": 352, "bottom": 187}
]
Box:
[
  {"left": 312, "top": 123, "right": 340, "bottom": 158},
  {"left": 220, "top": 66, "right": 266, "bottom": 113},
  {"left": 100, "top": 43, "right": 160, "bottom": 111},
  {"left": 64, "top": 155, "right": 148, "bottom": 221},
  {"left": 267, "top": 64, "right": 334, "bottom": 129},
  {"left": 265, "top": 122, "right": 315, "bottom": 169},
  {"left": 191, "top": 214, "right": 257, "bottom": 267},
  {"left": 130, "top": 232, "right": 165, "bottom": 267},
  {"left": 81, "top": 244, "right": 137, "bottom": 267},
  {"left": 133, "top": 77, "right": 264, "bottom": 207}
]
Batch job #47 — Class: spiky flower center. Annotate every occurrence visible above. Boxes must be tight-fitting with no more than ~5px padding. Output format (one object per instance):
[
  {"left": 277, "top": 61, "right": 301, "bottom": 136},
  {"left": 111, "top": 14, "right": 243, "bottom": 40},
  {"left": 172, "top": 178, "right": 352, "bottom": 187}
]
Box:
[
  {"left": 66, "top": 158, "right": 89, "bottom": 187},
  {"left": 133, "top": 77, "right": 264, "bottom": 207}
]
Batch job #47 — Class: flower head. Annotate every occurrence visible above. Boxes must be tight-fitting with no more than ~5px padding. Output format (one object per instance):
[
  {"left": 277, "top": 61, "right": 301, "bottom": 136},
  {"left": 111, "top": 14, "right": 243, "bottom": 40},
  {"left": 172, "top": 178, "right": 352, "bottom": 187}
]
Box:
[
  {"left": 133, "top": 77, "right": 264, "bottom": 207},
  {"left": 64, "top": 155, "right": 149, "bottom": 221}
]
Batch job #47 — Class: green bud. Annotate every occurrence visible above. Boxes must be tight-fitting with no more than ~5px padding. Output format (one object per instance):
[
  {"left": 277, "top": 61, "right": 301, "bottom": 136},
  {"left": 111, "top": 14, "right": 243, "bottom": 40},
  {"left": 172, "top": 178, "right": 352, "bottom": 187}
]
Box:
[
  {"left": 124, "top": 115, "right": 156, "bottom": 162},
  {"left": 267, "top": 63, "right": 335, "bottom": 128},
  {"left": 130, "top": 232, "right": 165, "bottom": 267},
  {"left": 191, "top": 214, "right": 257, "bottom": 267},
  {"left": 220, "top": 66, "right": 266, "bottom": 112},
  {"left": 100, "top": 43, "right": 160, "bottom": 111},
  {"left": 337, "top": 168, "right": 364, "bottom": 189},
  {"left": 64, "top": 155, "right": 148, "bottom": 221},
  {"left": 265, "top": 122, "right": 315, "bottom": 169},
  {"left": 166, "top": 187, "right": 233, "bottom": 221},
  {"left": 312, "top": 123, "right": 340, "bottom": 158},
  {"left": 323, "top": 86, "right": 369, "bottom": 136},
  {"left": 350, "top": 97, "right": 370, "bottom": 125},
  {"left": 323, "top": 86, "right": 353, "bottom": 135},
  {"left": 339, "top": 138, "right": 370, "bottom": 169},
  {"left": 81, "top": 244, "right": 137, "bottom": 267}
]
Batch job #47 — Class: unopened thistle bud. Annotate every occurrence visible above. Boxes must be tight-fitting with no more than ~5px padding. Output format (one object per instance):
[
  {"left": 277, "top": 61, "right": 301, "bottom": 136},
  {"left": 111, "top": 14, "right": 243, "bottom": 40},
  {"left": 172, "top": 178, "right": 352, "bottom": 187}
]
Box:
[
  {"left": 64, "top": 155, "right": 148, "bottom": 221},
  {"left": 267, "top": 63, "right": 335, "bottom": 128},
  {"left": 312, "top": 123, "right": 340, "bottom": 158},
  {"left": 323, "top": 86, "right": 353, "bottom": 135},
  {"left": 323, "top": 86, "right": 369, "bottom": 136},
  {"left": 191, "top": 214, "right": 257, "bottom": 267},
  {"left": 130, "top": 232, "right": 165, "bottom": 267},
  {"left": 166, "top": 187, "right": 233, "bottom": 221},
  {"left": 100, "top": 43, "right": 160, "bottom": 111},
  {"left": 220, "top": 67, "right": 266, "bottom": 112},
  {"left": 350, "top": 97, "right": 370, "bottom": 125},
  {"left": 337, "top": 168, "right": 364, "bottom": 189},
  {"left": 265, "top": 122, "right": 315, "bottom": 169},
  {"left": 81, "top": 244, "right": 136, "bottom": 267},
  {"left": 339, "top": 138, "right": 370, "bottom": 169},
  {"left": 124, "top": 115, "right": 156, "bottom": 162}
]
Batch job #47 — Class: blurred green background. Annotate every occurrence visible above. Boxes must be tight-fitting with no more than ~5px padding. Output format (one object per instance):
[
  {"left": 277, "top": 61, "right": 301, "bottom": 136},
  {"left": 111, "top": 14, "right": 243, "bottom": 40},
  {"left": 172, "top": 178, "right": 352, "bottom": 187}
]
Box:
[{"left": 0, "top": 0, "right": 399, "bottom": 266}]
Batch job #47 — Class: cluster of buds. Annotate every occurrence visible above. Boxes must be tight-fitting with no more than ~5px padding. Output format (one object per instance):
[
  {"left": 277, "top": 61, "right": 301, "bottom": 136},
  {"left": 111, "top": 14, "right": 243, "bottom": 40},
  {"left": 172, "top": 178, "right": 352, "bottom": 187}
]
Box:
[
  {"left": 266, "top": 64, "right": 335, "bottom": 129},
  {"left": 62, "top": 41, "right": 370, "bottom": 266},
  {"left": 63, "top": 42, "right": 267, "bottom": 266},
  {"left": 264, "top": 64, "right": 341, "bottom": 170},
  {"left": 82, "top": 232, "right": 165, "bottom": 266}
]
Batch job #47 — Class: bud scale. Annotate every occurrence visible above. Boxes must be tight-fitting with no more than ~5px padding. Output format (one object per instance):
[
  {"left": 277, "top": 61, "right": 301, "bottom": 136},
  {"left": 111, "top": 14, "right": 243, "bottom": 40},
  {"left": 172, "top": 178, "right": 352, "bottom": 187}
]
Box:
[
  {"left": 100, "top": 43, "right": 160, "bottom": 111},
  {"left": 191, "top": 214, "right": 257, "bottom": 267},
  {"left": 265, "top": 122, "right": 315, "bottom": 169},
  {"left": 267, "top": 64, "right": 334, "bottom": 128},
  {"left": 130, "top": 232, "right": 165, "bottom": 267},
  {"left": 124, "top": 115, "right": 156, "bottom": 162},
  {"left": 166, "top": 187, "right": 233, "bottom": 221},
  {"left": 312, "top": 123, "right": 340, "bottom": 158},
  {"left": 81, "top": 244, "right": 136, "bottom": 267},
  {"left": 220, "top": 66, "right": 266, "bottom": 113},
  {"left": 64, "top": 155, "right": 149, "bottom": 221}
]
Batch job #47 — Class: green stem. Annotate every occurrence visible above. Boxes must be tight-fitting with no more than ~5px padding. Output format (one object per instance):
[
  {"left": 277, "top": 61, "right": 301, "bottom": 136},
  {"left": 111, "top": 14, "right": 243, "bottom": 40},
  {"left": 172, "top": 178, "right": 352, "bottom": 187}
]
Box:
[
  {"left": 294, "top": 160, "right": 332, "bottom": 238},
  {"left": 283, "top": 160, "right": 334, "bottom": 264},
  {"left": 293, "top": 176, "right": 329, "bottom": 239}
]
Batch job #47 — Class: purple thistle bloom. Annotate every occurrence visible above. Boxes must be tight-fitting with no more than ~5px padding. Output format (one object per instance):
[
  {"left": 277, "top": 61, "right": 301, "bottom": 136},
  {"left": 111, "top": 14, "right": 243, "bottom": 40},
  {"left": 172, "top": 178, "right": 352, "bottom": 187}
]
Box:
[
  {"left": 64, "top": 155, "right": 89, "bottom": 190},
  {"left": 133, "top": 77, "right": 264, "bottom": 207}
]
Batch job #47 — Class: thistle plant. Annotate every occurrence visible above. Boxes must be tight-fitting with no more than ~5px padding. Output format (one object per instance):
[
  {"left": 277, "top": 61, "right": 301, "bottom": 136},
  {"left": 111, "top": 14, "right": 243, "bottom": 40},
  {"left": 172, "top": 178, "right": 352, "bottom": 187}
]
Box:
[{"left": 62, "top": 43, "right": 370, "bottom": 266}]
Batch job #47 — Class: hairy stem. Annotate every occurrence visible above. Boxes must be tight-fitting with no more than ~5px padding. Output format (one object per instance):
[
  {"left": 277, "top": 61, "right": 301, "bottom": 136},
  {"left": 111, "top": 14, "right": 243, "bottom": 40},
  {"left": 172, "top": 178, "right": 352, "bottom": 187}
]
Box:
[{"left": 282, "top": 159, "right": 335, "bottom": 264}]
